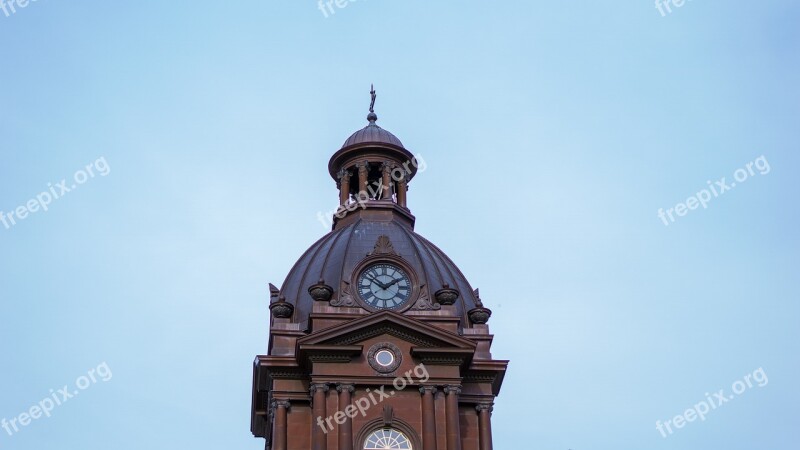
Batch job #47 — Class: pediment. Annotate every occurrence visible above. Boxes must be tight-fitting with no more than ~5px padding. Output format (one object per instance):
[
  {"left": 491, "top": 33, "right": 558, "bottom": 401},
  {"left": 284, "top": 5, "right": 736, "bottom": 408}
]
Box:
[{"left": 297, "top": 310, "right": 476, "bottom": 350}]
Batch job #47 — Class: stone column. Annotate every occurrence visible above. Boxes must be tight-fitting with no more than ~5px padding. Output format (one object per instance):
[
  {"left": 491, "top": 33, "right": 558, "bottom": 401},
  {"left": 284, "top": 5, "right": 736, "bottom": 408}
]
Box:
[
  {"left": 476, "top": 403, "right": 494, "bottom": 450},
  {"left": 357, "top": 162, "right": 369, "bottom": 195},
  {"left": 337, "top": 384, "right": 355, "bottom": 450},
  {"left": 311, "top": 383, "right": 329, "bottom": 450},
  {"left": 380, "top": 162, "right": 392, "bottom": 199},
  {"left": 272, "top": 400, "right": 291, "bottom": 450},
  {"left": 397, "top": 178, "right": 407, "bottom": 207},
  {"left": 420, "top": 386, "right": 438, "bottom": 450},
  {"left": 444, "top": 386, "right": 462, "bottom": 450},
  {"left": 338, "top": 169, "right": 351, "bottom": 206}
]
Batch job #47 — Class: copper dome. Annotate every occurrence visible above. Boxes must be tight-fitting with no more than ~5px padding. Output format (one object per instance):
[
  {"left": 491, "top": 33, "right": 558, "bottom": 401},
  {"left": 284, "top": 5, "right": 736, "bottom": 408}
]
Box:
[
  {"left": 341, "top": 122, "right": 405, "bottom": 150},
  {"left": 279, "top": 216, "right": 481, "bottom": 327}
]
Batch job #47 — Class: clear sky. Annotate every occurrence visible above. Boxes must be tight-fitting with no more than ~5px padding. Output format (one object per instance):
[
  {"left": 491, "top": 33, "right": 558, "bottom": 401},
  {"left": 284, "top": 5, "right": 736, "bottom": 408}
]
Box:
[{"left": 0, "top": 1, "right": 798, "bottom": 449}]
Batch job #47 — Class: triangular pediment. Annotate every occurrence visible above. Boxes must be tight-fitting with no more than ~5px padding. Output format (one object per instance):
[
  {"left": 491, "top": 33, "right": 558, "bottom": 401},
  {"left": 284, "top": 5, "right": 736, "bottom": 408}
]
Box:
[{"left": 297, "top": 311, "right": 477, "bottom": 350}]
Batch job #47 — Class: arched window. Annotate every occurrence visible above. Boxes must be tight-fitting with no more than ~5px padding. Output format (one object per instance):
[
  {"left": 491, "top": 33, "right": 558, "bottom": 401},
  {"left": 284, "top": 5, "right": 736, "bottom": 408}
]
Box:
[{"left": 363, "top": 428, "right": 412, "bottom": 450}]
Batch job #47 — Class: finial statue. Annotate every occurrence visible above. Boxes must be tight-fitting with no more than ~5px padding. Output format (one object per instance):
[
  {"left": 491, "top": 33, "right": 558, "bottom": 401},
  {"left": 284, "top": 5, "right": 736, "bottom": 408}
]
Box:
[{"left": 367, "top": 84, "right": 378, "bottom": 123}]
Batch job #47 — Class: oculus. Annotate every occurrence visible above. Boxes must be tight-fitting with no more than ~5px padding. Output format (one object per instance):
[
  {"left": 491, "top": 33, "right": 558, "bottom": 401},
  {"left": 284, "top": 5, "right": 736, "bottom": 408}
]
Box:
[{"left": 367, "top": 342, "right": 402, "bottom": 374}]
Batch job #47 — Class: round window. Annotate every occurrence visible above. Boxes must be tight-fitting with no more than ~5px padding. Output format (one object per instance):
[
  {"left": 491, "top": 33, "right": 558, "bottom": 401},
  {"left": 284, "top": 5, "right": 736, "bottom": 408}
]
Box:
[
  {"left": 375, "top": 349, "right": 395, "bottom": 367},
  {"left": 367, "top": 342, "right": 402, "bottom": 374}
]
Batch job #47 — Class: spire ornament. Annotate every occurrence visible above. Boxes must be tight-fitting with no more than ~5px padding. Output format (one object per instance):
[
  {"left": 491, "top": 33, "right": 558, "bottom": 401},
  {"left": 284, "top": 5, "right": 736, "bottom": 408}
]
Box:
[{"left": 368, "top": 84, "right": 378, "bottom": 124}]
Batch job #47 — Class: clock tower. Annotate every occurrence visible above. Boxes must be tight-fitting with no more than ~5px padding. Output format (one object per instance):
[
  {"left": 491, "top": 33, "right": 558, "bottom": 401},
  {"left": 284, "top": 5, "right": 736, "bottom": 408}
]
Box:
[{"left": 251, "top": 89, "right": 508, "bottom": 450}]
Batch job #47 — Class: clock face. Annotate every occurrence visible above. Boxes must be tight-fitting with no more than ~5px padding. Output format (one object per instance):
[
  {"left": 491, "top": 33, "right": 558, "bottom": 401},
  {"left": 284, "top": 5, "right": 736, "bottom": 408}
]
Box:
[{"left": 357, "top": 263, "right": 412, "bottom": 309}]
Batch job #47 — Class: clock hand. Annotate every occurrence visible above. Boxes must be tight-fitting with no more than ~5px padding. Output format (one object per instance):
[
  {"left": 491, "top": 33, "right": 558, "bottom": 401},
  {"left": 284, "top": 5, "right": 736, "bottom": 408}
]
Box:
[
  {"left": 366, "top": 274, "right": 389, "bottom": 290},
  {"left": 384, "top": 278, "right": 402, "bottom": 288}
]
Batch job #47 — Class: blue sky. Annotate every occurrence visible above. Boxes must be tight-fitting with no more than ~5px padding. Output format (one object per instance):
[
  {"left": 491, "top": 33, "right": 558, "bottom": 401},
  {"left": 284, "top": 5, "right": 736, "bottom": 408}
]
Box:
[{"left": 0, "top": 1, "right": 798, "bottom": 449}]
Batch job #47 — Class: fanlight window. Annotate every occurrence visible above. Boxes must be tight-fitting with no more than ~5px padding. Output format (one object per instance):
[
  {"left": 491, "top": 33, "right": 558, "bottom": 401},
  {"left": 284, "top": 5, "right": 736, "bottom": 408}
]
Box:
[{"left": 363, "top": 428, "right": 412, "bottom": 450}]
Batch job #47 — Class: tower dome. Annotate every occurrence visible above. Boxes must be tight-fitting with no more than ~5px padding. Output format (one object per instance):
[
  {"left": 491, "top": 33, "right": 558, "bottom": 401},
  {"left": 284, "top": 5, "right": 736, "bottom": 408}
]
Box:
[
  {"left": 277, "top": 218, "right": 484, "bottom": 329},
  {"left": 340, "top": 120, "right": 405, "bottom": 149}
]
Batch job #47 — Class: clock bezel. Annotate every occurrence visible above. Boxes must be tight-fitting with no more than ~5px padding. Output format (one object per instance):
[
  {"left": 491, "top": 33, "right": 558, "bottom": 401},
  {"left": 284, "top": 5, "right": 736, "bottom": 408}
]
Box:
[{"left": 351, "top": 256, "right": 419, "bottom": 312}]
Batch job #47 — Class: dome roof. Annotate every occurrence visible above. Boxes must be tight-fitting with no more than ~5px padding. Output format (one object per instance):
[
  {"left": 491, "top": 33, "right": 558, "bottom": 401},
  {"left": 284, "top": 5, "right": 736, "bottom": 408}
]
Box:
[
  {"left": 279, "top": 218, "right": 480, "bottom": 325},
  {"left": 341, "top": 122, "right": 405, "bottom": 149}
]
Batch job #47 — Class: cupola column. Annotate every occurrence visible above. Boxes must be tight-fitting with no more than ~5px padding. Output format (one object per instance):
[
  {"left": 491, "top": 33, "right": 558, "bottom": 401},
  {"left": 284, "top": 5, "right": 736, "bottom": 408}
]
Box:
[
  {"left": 311, "top": 383, "right": 329, "bottom": 450},
  {"left": 380, "top": 162, "right": 392, "bottom": 199},
  {"left": 357, "top": 162, "right": 369, "bottom": 196},
  {"left": 476, "top": 403, "right": 494, "bottom": 450},
  {"left": 397, "top": 177, "right": 408, "bottom": 207},
  {"left": 444, "top": 385, "right": 463, "bottom": 450},
  {"left": 338, "top": 169, "right": 351, "bottom": 205}
]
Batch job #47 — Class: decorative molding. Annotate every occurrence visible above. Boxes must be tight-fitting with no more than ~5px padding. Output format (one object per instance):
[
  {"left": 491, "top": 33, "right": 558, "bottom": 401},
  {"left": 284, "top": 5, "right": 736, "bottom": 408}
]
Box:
[
  {"left": 328, "top": 324, "right": 438, "bottom": 348},
  {"left": 269, "top": 283, "right": 280, "bottom": 301},
  {"left": 269, "top": 296, "right": 294, "bottom": 319},
  {"left": 298, "top": 344, "right": 362, "bottom": 365},
  {"left": 330, "top": 280, "right": 358, "bottom": 307},
  {"left": 416, "top": 356, "right": 465, "bottom": 366},
  {"left": 468, "top": 288, "right": 492, "bottom": 324},
  {"left": 434, "top": 284, "right": 459, "bottom": 306},
  {"left": 368, "top": 235, "right": 398, "bottom": 257},
  {"left": 468, "top": 306, "right": 492, "bottom": 324},
  {"left": 308, "top": 354, "right": 355, "bottom": 363},
  {"left": 412, "top": 284, "right": 441, "bottom": 311},
  {"left": 382, "top": 405, "right": 394, "bottom": 426},
  {"left": 308, "top": 279, "right": 333, "bottom": 302},
  {"left": 266, "top": 369, "right": 307, "bottom": 380},
  {"left": 463, "top": 373, "right": 497, "bottom": 384}
]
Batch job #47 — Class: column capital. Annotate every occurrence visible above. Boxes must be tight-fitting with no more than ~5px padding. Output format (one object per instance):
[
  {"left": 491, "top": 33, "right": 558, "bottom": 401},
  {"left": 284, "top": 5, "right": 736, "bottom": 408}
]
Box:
[
  {"left": 443, "top": 385, "right": 462, "bottom": 395},
  {"left": 270, "top": 400, "right": 291, "bottom": 413},
  {"left": 337, "top": 383, "right": 355, "bottom": 393},
  {"left": 419, "top": 386, "right": 438, "bottom": 395},
  {"left": 310, "top": 383, "right": 330, "bottom": 394},
  {"left": 475, "top": 403, "right": 493, "bottom": 413}
]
